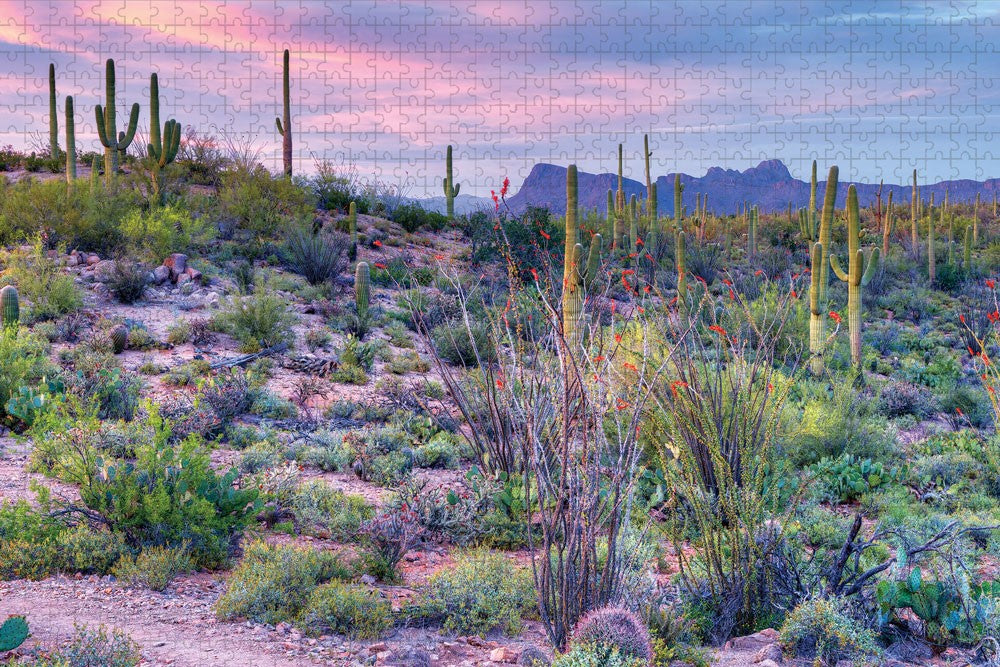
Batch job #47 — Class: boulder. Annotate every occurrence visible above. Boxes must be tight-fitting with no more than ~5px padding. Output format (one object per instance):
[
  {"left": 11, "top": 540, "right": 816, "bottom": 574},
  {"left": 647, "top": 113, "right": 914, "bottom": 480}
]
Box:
[
  {"left": 517, "top": 646, "right": 549, "bottom": 667},
  {"left": 185, "top": 266, "right": 203, "bottom": 283},
  {"left": 382, "top": 648, "right": 431, "bottom": 667},
  {"left": 92, "top": 260, "right": 116, "bottom": 281},
  {"left": 490, "top": 647, "right": 521, "bottom": 663},
  {"left": 755, "top": 643, "right": 783, "bottom": 663},
  {"left": 163, "top": 253, "right": 188, "bottom": 280},
  {"left": 151, "top": 265, "right": 170, "bottom": 285}
]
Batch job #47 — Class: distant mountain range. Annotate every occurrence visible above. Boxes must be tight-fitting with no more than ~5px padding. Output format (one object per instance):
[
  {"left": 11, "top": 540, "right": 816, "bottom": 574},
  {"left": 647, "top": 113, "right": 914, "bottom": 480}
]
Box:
[{"left": 488, "top": 160, "right": 1000, "bottom": 217}]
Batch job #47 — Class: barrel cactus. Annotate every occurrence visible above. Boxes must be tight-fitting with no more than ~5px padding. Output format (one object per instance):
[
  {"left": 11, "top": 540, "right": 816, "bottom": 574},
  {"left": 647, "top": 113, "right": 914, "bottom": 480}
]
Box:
[
  {"left": 110, "top": 324, "right": 128, "bottom": 354},
  {"left": 1, "top": 285, "right": 19, "bottom": 329},
  {"left": 571, "top": 606, "right": 652, "bottom": 665}
]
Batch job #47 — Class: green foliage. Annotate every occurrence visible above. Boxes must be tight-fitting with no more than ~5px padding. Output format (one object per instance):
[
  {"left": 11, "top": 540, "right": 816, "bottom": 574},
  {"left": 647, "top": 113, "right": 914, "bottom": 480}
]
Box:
[
  {"left": 876, "top": 568, "right": 968, "bottom": 645},
  {"left": 290, "top": 481, "right": 374, "bottom": 539},
  {"left": 300, "top": 581, "right": 393, "bottom": 639},
  {"left": 285, "top": 227, "right": 349, "bottom": 284},
  {"left": 779, "top": 597, "right": 880, "bottom": 665},
  {"left": 0, "top": 615, "right": 28, "bottom": 652},
  {"left": 119, "top": 204, "right": 215, "bottom": 261},
  {"left": 410, "top": 550, "right": 535, "bottom": 636},
  {"left": 810, "top": 454, "right": 900, "bottom": 503},
  {"left": 0, "top": 327, "right": 54, "bottom": 426},
  {"left": 430, "top": 320, "right": 496, "bottom": 366},
  {"left": 212, "top": 280, "right": 298, "bottom": 350},
  {"left": 217, "top": 166, "right": 315, "bottom": 236},
  {"left": 391, "top": 202, "right": 448, "bottom": 234},
  {"left": 1, "top": 241, "right": 81, "bottom": 321},
  {"left": 44, "top": 624, "right": 141, "bottom": 667},
  {"left": 112, "top": 543, "right": 193, "bottom": 591},
  {"left": 215, "top": 541, "right": 350, "bottom": 624},
  {"left": 550, "top": 644, "right": 647, "bottom": 667}
]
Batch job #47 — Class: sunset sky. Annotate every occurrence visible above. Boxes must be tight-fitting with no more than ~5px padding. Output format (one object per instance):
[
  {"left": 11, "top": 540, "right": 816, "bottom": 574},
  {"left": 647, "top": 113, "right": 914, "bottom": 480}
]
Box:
[{"left": 0, "top": 0, "right": 996, "bottom": 197}]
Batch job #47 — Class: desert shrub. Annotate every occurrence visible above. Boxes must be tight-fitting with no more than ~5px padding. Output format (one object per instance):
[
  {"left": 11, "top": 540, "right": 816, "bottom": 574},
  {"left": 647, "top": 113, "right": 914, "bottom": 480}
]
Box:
[
  {"left": 939, "top": 384, "right": 994, "bottom": 428},
  {"left": 571, "top": 607, "right": 653, "bottom": 666},
  {"left": 215, "top": 541, "right": 350, "bottom": 624},
  {"left": 294, "top": 430, "right": 354, "bottom": 471},
  {"left": 430, "top": 321, "right": 496, "bottom": 365},
  {"left": 166, "top": 320, "right": 191, "bottom": 345},
  {"left": 212, "top": 281, "right": 297, "bottom": 350},
  {"left": 360, "top": 506, "right": 424, "bottom": 582},
  {"left": 291, "top": 481, "right": 374, "bottom": 539},
  {"left": 43, "top": 624, "right": 142, "bottom": 667},
  {"left": 0, "top": 241, "right": 81, "bottom": 321},
  {"left": 198, "top": 368, "right": 255, "bottom": 423},
  {"left": 217, "top": 166, "right": 315, "bottom": 237},
  {"left": 471, "top": 206, "right": 562, "bottom": 276},
  {"left": 0, "top": 510, "right": 127, "bottom": 580},
  {"left": 877, "top": 380, "right": 938, "bottom": 418},
  {"left": 391, "top": 202, "right": 448, "bottom": 234},
  {"left": 106, "top": 259, "right": 149, "bottom": 304},
  {"left": 550, "top": 644, "right": 647, "bottom": 667},
  {"left": 305, "top": 160, "right": 369, "bottom": 213},
  {"left": 410, "top": 550, "right": 535, "bottom": 636},
  {"left": 63, "top": 366, "right": 143, "bottom": 421},
  {"left": 175, "top": 126, "right": 228, "bottom": 186},
  {"left": 809, "top": 454, "right": 899, "bottom": 503},
  {"left": 935, "top": 261, "right": 964, "bottom": 292},
  {"left": 779, "top": 597, "right": 879, "bottom": 665},
  {"left": 0, "top": 328, "right": 54, "bottom": 426},
  {"left": 285, "top": 227, "right": 350, "bottom": 284},
  {"left": 112, "top": 543, "right": 193, "bottom": 591},
  {"left": 415, "top": 432, "right": 463, "bottom": 468},
  {"left": 300, "top": 581, "right": 393, "bottom": 639},
  {"left": 119, "top": 204, "right": 215, "bottom": 261}
]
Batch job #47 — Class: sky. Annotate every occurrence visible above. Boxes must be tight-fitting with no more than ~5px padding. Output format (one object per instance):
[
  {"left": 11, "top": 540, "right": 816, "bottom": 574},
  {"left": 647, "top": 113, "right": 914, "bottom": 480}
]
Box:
[{"left": 0, "top": 0, "right": 996, "bottom": 197}]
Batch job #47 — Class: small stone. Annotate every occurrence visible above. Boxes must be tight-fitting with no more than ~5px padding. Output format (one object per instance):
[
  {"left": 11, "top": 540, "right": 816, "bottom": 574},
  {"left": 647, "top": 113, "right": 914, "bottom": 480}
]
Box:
[
  {"left": 93, "top": 259, "right": 116, "bottom": 281},
  {"left": 152, "top": 265, "right": 170, "bottom": 285},
  {"left": 755, "top": 644, "right": 783, "bottom": 663},
  {"left": 65, "top": 254, "right": 79, "bottom": 267},
  {"left": 86, "top": 254, "right": 100, "bottom": 266},
  {"left": 757, "top": 661, "right": 780, "bottom": 667},
  {"left": 490, "top": 647, "right": 521, "bottom": 663},
  {"left": 383, "top": 648, "right": 431, "bottom": 667},
  {"left": 517, "top": 646, "right": 549, "bottom": 667},
  {"left": 185, "top": 266, "right": 203, "bottom": 282},
  {"left": 176, "top": 273, "right": 191, "bottom": 287}
]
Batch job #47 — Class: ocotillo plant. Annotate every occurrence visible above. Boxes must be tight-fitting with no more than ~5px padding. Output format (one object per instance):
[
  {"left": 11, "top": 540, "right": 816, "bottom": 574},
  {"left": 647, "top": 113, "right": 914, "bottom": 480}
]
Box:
[
  {"left": 95, "top": 58, "right": 139, "bottom": 185},
  {"left": 644, "top": 134, "right": 656, "bottom": 218},
  {"left": 442, "top": 145, "right": 460, "bottom": 219},
  {"left": 64, "top": 96, "right": 75, "bottom": 185},
  {"left": 830, "top": 184, "right": 880, "bottom": 369},
  {"left": 562, "top": 165, "right": 599, "bottom": 348},
  {"left": 48, "top": 63, "right": 58, "bottom": 157},
  {"left": 1, "top": 285, "right": 18, "bottom": 329},
  {"left": 275, "top": 49, "right": 292, "bottom": 177},
  {"left": 147, "top": 73, "right": 181, "bottom": 206}
]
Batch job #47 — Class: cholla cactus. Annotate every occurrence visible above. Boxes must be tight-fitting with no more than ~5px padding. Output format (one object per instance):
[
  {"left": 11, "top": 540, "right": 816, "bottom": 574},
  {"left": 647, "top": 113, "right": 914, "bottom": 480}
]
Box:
[{"left": 571, "top": 606, "right": 653, "bottom": 665}]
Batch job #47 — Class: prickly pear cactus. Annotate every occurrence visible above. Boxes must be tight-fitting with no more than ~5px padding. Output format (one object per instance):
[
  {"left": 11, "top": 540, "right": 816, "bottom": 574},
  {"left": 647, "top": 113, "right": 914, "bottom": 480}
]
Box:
[
  {"left": 0, "top": 615, "right": 29, "bottom": 652},
  {"left": 1, "top": 285, "right": 18, "bottom": 329}
]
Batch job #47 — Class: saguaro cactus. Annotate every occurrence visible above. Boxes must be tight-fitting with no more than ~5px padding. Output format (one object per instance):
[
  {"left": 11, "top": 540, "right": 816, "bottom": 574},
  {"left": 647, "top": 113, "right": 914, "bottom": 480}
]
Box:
[
  {"left": 974, "top": 192, "right": 980, "bottom": 244},
  {"left": 881, "top": 189, "right": 893, "bottom": 256},
  {"left": 613, "top": 144, "right": 625, "bottom": 250},
  {"left": 673, "top": 173, "right": 682, "bottom": 232},
  {"left": 348, "top": 201, "right": 358, "bottom": 260},
  {"left": 911, "top": 169, "right": 919, "bottom": 249},
  {"left": 562, "top": 165, "right": 600, "bottom": 348},
  {"left": 831, "top": 185, "right": 880, "bottom": 369},
  {"left": 748, "top": 206, "right": 758, "bottom": 258},
  {"left": 1, "top": 285, "right": 18, "bottom": 329},
  {"left": 147, "top": 73, "right": 181, "bottom": 206},
  {"left": 964, "top": 225, "right": 973, "bottom": 271},
  {"left": 676, "top": 227, "right": 686, "bottom": 303},
  {"left": 48, "top": 63, "right": 58, "bottom": 157},
  {"left": 355, "top": 261, "right": 370, "bottom": 322},
  {"left": 442, "top": 145, "right": 460, "bottom": 219},
  {"left": 64, "top": 96, "right": 75, "bottom": 185},
  {"left": 808, "top": 165, "right": 839, "bottom": 375},
  {"left": 928, "top": 194, "right": 936, "bottom": 283},
  {"left": 275, "top": 49, "right": 292, "bottom": 177},
  {"left": 95, "top": 58, "right": 139, "bottom": 185},
  {"left": 644, "top": 134, "right": 656, "bottom": 219},
  {"left": 90, "top": 155, "right": 99, "bottom": 192}
]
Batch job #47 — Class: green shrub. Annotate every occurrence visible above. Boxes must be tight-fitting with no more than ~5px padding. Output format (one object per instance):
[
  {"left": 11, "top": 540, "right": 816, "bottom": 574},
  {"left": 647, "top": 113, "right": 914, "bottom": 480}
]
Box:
[
  {"left": 550, "top": 644, "right": 647, "bottom": 667},
  {"left": 780, "top": 597, "right": 880, "bottom": 665},
  {"left": 430, "top": 321, "right": 496, "bottom": 366},
  {"left": 112, "top": 544, "right": 193, "bottom": 591},
  {"left": 119, "top": 204, "right": 215, "bottom": 261},
  {"left": 1, "top": 241, "right": 81, "bottom": 321},
  {"left": 0, "top": 328, "right": 54, "bottom": 425},
  {"left": 44, "top": 624, "right": 142, "bottom": 667},
  {"left": 291, "top": 481, "right": 374, "bottom": 539},
  {"left": 571, "top": 607, "right": 653, "bottom": 665},
  {"left": 390, "top": 203, "right": 447, "bottom": 234},
  {"left": 300, "top": 581, "right": 393, "bottom": 639},
  {"left": 215, "top": 541, "right": 350, "bottom": 624},
  {"left": 212, "top": 281, "right": 298, "bottom": 350},
  {"left": 218, "top": 166, "right": 315, "bottom": 237},
  {"left": 410, "top": 550, "right": 535, "bottom": 636},
  {"left": 285, "top": 227, "right": 350, "bottom": 284},
  {"left": 294, "top": 430, "right": 354, "bottom": 471}
]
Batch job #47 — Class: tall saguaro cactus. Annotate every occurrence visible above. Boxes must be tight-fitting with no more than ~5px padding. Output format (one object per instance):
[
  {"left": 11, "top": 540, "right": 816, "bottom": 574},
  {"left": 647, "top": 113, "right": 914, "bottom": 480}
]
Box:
[
  {"left": 613, "top": 144, "right": 625, "bottom": 250},
  {"left": 562, "top": 165, "right": 599, "bottom": 349},
  {"left": 974, "top": 192, "right": 980, "bottom": 244},
  {"left": 748, "top": 205, "right": 758, "bottom": 258},
  {"left": 64, "top": 96, "right": 75, "bottom": 185},
  {"left": 442, "top": 145, "right": 460, "bottom": 219},
  {"left": 48, "top": 63, "right": 59, "bottom": 157},
  {"left": 95, "top": 58, "right": 139, "bottom": 185},
  {"left": 831, "top": 185, "right": 880, "bottom": 369},
  {"left": 927, "top": 194, "right": 937, "bottom": 284},
  {"left": 881, "top": 189, "right": 893, "bottom": 256},
  {"left": 147, "top": 73, "right": 181, "bottom": 205},
  {"left": 275, "top": 49, "right": 292, "bottom": 177},
  {"left": 911, "top": 169, "right": 919, "bottom": 249},
  {"left": 808, "top": 165, "right": 839, "bottom": 375},
  {"left": 800, "top": 160, "right": 818, "bottom": 242}
]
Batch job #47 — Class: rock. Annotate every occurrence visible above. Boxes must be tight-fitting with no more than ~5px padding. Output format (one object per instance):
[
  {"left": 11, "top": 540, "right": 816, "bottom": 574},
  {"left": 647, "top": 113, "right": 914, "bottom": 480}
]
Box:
[
  {"left": 92, "top": 260, "right": 116, "bottom": 281},
  {"left": 755, "top": 643, "right": 783, "bottom": 663},
  {"left": 45, "top": 249, "right": 59, "bottom": 260},
  {"left": 725, "top": 628, "right": 779, "bottom": 651},
  {"left": 360, "top": 574, "right": 377, "bottom": 585},
  {"left": 164, "top": 253, "right": 188, "bottom": 280},
  {"left": 176, "top": 273, "right": 191, "bottom": 287},
  {"left": 834, "top": 661, "right": 854, "bottom": 667},
  {"left": 152, "top": 265, "right": 170, "bottom": 285},
  {"left": 383, "top": 648, "right": 431, "bottom": 667},
  {"left": 86, "top": 253, "right": 100, "bottom": 266},
  {"left": 517, "top": 646, "right": 549, "bottom": 667},
  {"left": 185, "top": 266, "right": 202, "bottom": 283},
  {"left": 65, "top": 254, "right": 79, "bottom": 267},
  {"left": 490, "top": 647, "right": 520, "bottom": 663},
  {"left": 757, "top": 661, "right": 780, "bottom": 667}
]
